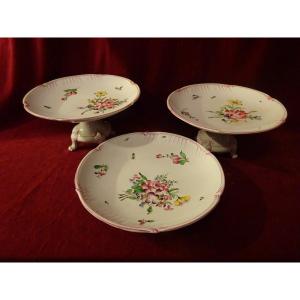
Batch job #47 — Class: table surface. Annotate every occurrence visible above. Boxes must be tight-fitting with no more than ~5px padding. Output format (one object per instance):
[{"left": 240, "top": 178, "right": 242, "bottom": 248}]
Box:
[{"left": 1, "top": 97, "right": 299, "bottom": 262}]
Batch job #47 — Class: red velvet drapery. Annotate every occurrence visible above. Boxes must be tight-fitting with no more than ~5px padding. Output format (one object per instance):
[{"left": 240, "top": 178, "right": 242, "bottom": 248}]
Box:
[{"left": 0, "top": 38, "right": 299, "bottom": 261}]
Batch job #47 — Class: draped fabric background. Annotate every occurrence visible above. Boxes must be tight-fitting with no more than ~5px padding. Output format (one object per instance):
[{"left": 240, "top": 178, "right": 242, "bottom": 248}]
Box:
[{"left": 0, "top": 38, "right": 299, "bottom": 261}]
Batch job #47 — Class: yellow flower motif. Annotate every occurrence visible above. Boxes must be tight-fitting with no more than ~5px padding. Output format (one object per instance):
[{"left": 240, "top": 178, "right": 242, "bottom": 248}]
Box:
[
  {"left": 95, "top": 90, "right": 108, "bottom": 97},
  {"left": 179, "top": 195, "right": 191, "bottom": 202},
  {"left": 227, "top": 99, "right": 243, "bottom": 106},
  {"left": 174, "top": 200, "right": 181, "bottom": 206},
  {"left": 174, "top": 195, "right": 191, "bottom": 206}
]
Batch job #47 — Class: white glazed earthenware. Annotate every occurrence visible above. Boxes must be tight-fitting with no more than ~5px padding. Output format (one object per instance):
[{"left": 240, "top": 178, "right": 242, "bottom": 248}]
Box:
[
  {"left": 167, "top": 83, "right": 287, "bottom": 157},
  {"left": 75, "top": 132, "right": 225, "bottom": 233},
  {"left": 23, "top": 74, "right": 140, "bottom": 151}
]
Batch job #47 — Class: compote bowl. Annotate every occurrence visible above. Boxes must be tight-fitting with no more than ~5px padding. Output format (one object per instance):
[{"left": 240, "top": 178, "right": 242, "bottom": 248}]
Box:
[
  {"left": 75, "top": 132, "right": 224, "bottom": 233},
  {"left": 23, "top": 74, "right": 140, "bottom": 151},
  {"left": 167, "top": 83, "right": 287, "bottom": 158}
]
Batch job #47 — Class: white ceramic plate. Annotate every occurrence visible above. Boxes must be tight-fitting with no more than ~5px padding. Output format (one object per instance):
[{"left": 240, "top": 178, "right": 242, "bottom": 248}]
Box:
[
  {"left": 167, "top": 83, "right": 287, "bottom": 134},
  {"left": 75, "top": 132, "right": 225, "bottom": 233},
  {"left": 23, "top": 74, "right": 140, "bottom": 122}
]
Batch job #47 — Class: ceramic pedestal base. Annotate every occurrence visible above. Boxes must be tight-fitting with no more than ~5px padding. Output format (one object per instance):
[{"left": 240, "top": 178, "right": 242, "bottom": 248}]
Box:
[
  {"left": 68, "top": 120, "right": 112, "bottom": 151},
  {"left": 196, "top": 129, "right": 238, "bottom": 158}
]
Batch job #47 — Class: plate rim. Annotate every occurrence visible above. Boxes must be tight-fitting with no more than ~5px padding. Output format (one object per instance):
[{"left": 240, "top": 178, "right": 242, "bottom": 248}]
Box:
[
  {"left": 74, "top": 131, "right": 225, "bottom": 233},
  {"left": 167, "top": 83, "right": 288, "bottom": 135},
  {"left": 23, "top": 74, "right": 141, "bottom": 123}
]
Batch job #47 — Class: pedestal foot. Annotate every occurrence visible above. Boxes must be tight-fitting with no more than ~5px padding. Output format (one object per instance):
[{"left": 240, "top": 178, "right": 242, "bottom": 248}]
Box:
[
  {"left": 68, "top": 120, "right": 112, "bottom": 151},
  {"left": 196, "top": 129, "right": 238, "bottom": 158}
]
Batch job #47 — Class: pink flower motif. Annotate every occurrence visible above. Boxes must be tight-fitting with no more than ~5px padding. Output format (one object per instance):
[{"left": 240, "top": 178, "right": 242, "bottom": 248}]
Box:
[
  {"left": 154, "top": 181, "right": 168, "bottom": 192},
  {"left": 102, "top": 99, "right": 115, "bottom": 109},
  {"left": 163, "top": 194, "right": 171, "bottom": 200},
  {"left": 147, "top": 192, "right": 159, "bottom": 204},
  {"left": 163, "top": 204, "right": 173, "bottom": 211},
  {"left": 224, "top": 109, "right": 247, "bottom": 120},
  {"left": 142, "top": 180, "right": 156, "bottom": 193},
  {"left": 130, "top": 174, "right": 140, "bottom": 181},
  {"left": 172, "top": 155, "right": 181, "bottom": 164},
  {"left": 96, "top": 102, "right": 104, "bottom": 109}
]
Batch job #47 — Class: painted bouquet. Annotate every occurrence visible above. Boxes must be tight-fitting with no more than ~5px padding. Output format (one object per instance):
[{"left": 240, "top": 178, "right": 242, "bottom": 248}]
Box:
[
  {"left": 79, "top": 90, "right": 127, "bottom": 115},
  {"left": 118, "top": 173, "right": 190, "bottom": 214},
  {"left": 208, "top": 99, "right": 262, "bottom": 123}
]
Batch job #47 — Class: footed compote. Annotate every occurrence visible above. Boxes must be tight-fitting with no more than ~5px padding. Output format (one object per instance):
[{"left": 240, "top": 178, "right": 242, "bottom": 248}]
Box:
[
  {"left": 167, "top": 83, "right": 287, "bottom": 158},
  {"left": 23, "top": 74, "right": 140, "bottom": 151}
]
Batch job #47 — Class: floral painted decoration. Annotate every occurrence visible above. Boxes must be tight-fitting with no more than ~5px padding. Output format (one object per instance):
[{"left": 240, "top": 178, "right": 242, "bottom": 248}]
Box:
[
  {"left": 156, "top": 150, "right": 189, "bottom": 165},
  {"left": 119, "top": 173, "right": 191, "bottom": 214},
  {"left": 94, "top": 164, "right": 108, "bottom": 177},
  {"left": 61, "top": 88, "right": 78, "bottom": 101},
  {"left": 208, "top": 99, "right": 262, "bottom": 123},
  {"left": 78, "top": 90, "right": 127, "bottom": 115},
  {"left": 181, "top": 109, "right": 199, "bottom": 121},
  {"left": 138, "top": 219, "right": 154, "bottom": 225}
]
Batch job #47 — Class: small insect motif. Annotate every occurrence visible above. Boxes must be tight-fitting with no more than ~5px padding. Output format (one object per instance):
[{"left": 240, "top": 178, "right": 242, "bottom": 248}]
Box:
[
  {"left": 131, "top": 153, "right": 135, "bottom": 159},
  {"left": 115, "top": 86, "right": 123, "bottom": 90},
  {"left": 104, "top": 201, "right": 109, "bottom": 205},
  {"left": 181, "top": 110, "right": 199, "bottom": 121},
  {"left": 199, "top": 196, "right": 204, "bottom": 201},
  {"left": 43, "top": 105, "right": 51, "bottom": 109},
  {"left": 192, "top": 94, "right": 200, "bottom": 99},
  {"left": 210, "top": 96, "right": 216, "bottom": 99},
  {"left": 138, "top": 219, "right": 155, "bottom": 225},
  {"left": 124, "top": 137, "right": 130, "bottom": 141}
]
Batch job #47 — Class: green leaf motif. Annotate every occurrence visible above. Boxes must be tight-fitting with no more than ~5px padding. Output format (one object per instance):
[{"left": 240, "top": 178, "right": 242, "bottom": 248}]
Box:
[
  {"left": 139, "top": 173, "right": 148, "bottom": 181},
  {"left": 180, "top": 150, "right": 187, "bottom": 160},
  {"left": 64, "top": 88, "right": 77, "bottom": 93},
  {"left": 147, "top": 206, "right": 153, "bottom": 214},
  {"left": 94, "top": 165, "right": 101, "bottom": 169},
  {"left": 134, "top": 186, "right": 144, "bottom": 193}
]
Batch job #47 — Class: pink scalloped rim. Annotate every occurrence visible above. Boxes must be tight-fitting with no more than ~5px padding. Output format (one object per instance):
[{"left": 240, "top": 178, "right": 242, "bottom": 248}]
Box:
[
  {"left": 167, "top": 83, "right": 288, "bottom": 135},
  {"left": 74, "top": 131, "right": 225, "bottom": 233}
]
